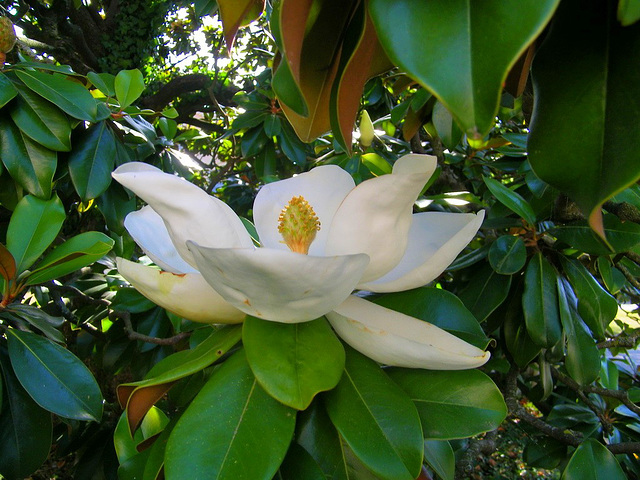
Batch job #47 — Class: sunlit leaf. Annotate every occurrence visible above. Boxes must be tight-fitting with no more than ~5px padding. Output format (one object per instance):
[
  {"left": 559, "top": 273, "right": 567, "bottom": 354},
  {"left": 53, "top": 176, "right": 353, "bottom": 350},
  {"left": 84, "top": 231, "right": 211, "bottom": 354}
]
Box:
[
  {"left": 217, "top": 0, "right": 265, "bottom": 49},
  {"left": 114, "top": 69, "right": 145, "bottom": 110}
]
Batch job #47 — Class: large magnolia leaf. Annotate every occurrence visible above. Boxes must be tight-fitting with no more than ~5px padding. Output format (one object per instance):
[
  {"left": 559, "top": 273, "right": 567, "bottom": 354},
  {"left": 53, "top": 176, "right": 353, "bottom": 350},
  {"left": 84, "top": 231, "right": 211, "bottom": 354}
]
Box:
[
  {"left": 528, "top": 0, "right": 640, "bottom": 239},
  {"left": 562, "top": 439, "right": 625, "bottom": 480},
  {"left": 164, "top": 350, "right": 295, "bottom": 480},
  {"left": 523, "top": 253, "right": 562, "bottom": 348},
  {"left": 0, "top": 117, "right": 56, "bottom": 199},
  {"left": 369, "top": 0, "right": 559, "bottom": 140}
]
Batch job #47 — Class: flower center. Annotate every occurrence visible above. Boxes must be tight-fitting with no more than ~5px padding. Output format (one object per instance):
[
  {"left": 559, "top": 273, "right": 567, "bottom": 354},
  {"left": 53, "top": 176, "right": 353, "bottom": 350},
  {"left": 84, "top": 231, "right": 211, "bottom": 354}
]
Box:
[{"left": 278, "top": 195, "right": 321, "bottom": 254}]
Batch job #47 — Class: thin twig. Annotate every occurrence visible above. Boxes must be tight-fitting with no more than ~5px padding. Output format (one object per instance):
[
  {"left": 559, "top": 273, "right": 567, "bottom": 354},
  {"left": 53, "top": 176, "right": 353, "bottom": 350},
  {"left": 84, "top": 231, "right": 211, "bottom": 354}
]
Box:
[{"left": 110, "top": 310, "right": 190, "bottom": 345}]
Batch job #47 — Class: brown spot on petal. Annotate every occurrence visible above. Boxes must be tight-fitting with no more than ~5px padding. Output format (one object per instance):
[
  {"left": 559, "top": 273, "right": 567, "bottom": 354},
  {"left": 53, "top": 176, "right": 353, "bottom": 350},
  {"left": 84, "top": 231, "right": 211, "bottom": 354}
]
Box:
[
  {"left": 159, "top": 271, "right": 186, "bottom": 277},
  {"left": 243, "top": 299, "right": 251, "bottom": 306}
]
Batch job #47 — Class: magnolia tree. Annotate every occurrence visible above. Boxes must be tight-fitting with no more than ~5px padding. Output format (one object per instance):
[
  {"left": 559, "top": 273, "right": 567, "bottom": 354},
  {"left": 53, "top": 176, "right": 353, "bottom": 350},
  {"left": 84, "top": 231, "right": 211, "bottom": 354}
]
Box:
[{"left": 0, "top": 0, "right": 640, "bottom": 479}]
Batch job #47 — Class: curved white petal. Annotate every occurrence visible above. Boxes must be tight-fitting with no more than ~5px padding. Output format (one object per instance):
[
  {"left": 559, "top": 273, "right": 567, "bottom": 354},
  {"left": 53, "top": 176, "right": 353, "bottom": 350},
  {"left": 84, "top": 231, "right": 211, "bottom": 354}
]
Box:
[
  {"left": 359, "top": 210, "right": 485, "bottom": 292},
  {"left": 326, "top": 296, "right": 490, "bottom": 369},
  {"left": 188, "top": 243, "right": 369, "bottom": 323},
  {"left": 253, "top": 165, "right": 355, "bottom": 255},
  {"left": 325, "top": 154, "right": 438, "bottom": 283},
  {"left": 112, "top": 163, "right": 253, "bottom": 268},
  {"left": 124, "top": 206, "right": 197, "bottom": 274},
  {"left": 116, "top": 258, "right": 245, "bottom": 324}
]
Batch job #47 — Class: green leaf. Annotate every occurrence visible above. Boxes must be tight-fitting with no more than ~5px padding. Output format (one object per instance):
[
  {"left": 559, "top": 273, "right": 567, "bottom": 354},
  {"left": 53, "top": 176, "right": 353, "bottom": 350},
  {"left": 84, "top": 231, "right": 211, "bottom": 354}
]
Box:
[
  {"left": 369, "top": 0, "right": 559, "bottom": 139},
  {"left": 7, "top": 194, "right": 65, "bottom": 273},
  {"left": 25, "top": 231, "right": 114, "bottom": 285},
  {"left": 165, "top": 350, "right": 295, "bottom": 480},
  {"left": 117, "top": 325, "right": 242, "bottom": 434},
  {"left": 528, "top": 0, "right": 640, "bottom": 238},
  {"left": 0, "top": 348, "right": 52, "bottom": 480},
  {"left": 488, "top": 235, "right": 527, "bottom": 275},
  {"left": 278, "top": 122, "right": 308, "bottom": 166},
  {"left": 7, "top": 304, "right": 65, "bottom": 344},
  {"left": 361, "top": 153, "right": 392, "bottom": 176},
  {"left": 388, "top": 369, "right": 507, "bottom": 440},
  {"left": 458, "top": 263, "right": 512, "bottom": 323},
  {"left": 278, "top": 443, "right": 326, "bottom": 480},
  {"left": 562, "top": 439, "right": 625, "bottom": 480},
  {"left": 423, "top": 440, "right": 454, "bottom": 480},
  {"left": 324, "top": 347, "right": 423, "bottom": 480},
  {"left": 432, "top": 101, "right": 462, "bottom": 151},
  {"left": 15, "top": 69, "right": 98, "bottom": 121},
  {"left": 95, "top": 181, "right": 137, "bottom": 236},
  {"left": 619, "top": 0, "right": 640, "bottom": 25},
  {"left": 550, "top": 215, "right": 640, "bottom": 255},
  {"left": 0, "top": 73, "right": 17, "bottom": 108},
  {"left": 243, "top": 316, "right": 345, "bottom": 410},
  {"left": 557, "top": 280, "right": 600, "bottom": 386},
  {"left": 373, "top": 287, "right": 489, "bottom": 349},
  {"left": 561, "top": 257, "right": 617, "bottom": 340},
  {"left": 87, "top": 71, "right": 116, "bottom": 97},
  {"left": 110, "top": 287, "right": 156, "bottom": 313},
  {"left": 263, "top": 114, "right": 282, "bottom": 137},
  {"left": 68, "top": 121, "right": 117, "bottom": 201},
  {"left": 483, "top": 176, "right": 536, "bottom": 226},
  {"left": 523, "top": 253, "right": 562, "bottom": 348},
  {"left": 114, "top": 69, "right": 145, "bottom": 109},
  {"left": 0, "top": 116, "right": 57, "bottom": 199},
  {"left": 10, "top": 81, "right": 72, "bottom": 152},
  {"left": 523, "top": 437, "right": 567, "bottom": 470},
  {"left": 7, "top": 329, "right": 103, "bottom": 421}
]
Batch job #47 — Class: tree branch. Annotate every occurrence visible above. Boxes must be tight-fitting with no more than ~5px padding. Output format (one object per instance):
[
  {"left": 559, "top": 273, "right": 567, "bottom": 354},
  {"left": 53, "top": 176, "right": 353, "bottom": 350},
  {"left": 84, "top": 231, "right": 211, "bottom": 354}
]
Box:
[{"left": 109, "top": 309, "right": 190, "bottom": 346}]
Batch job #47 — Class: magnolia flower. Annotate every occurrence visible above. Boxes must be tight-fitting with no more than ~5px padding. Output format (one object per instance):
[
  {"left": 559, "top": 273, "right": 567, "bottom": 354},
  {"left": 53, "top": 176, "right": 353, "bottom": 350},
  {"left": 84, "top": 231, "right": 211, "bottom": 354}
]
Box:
[{"left": 112, "top": 154, "right": 489, "bottom": 369}]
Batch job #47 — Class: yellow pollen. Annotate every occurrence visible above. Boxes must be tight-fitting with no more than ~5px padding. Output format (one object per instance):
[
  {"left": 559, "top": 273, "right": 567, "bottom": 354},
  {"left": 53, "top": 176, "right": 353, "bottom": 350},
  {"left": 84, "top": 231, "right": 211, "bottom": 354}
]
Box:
[{"left": 278, "top": 195, "right": 321, "bottom": 254}]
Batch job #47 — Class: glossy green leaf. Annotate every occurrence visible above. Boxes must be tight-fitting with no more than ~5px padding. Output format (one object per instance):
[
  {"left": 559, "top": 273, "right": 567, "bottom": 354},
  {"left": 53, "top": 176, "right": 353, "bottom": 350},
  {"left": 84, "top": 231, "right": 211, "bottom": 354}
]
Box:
[
  {"left": 117, "top": 325, "right": 242, "bottom": 433},
  {"left": 619, "top": 0, "right": 640, "bottom": 25},
  {"left": 423, "top": 440, "right": 454, "bottom": 480},
  {"left": 296, "top": 401, "right": 351, "bottom": 480},
  {"left": 110, "top": 287, "right": 156, "bottom": 313},
  {"left": 597, "top": 257, "right": 625, "bottom": 294},
  {"left": 7, "top": 329, "right": 103, "bottom": 421},
  {"left": 243, "top": 316, "right": 345, "bottom": 410},
  {"left": 489, "top": 235, "right": 527, "bottom": 275},
  {"left": 373, "top": 287, "right": 489, "bottom": 349},
  {"left": 7, "top": 304, "right": 65, "bottom": 344},
  {"left": 550, "top": 215, "right": 640, "bottom": 255},
  {"left": 324, "top": 347, "right": 423, "bottom": 480},
  {"left": 529, "top": 0, "right": 640, "bottom": 238},
  {"left": 68, "top": 121, "right": 116, "bottom": 201},
  {"left": 458, "top": 263, "right": 512, "bottom": 323},
  {"left": 562, "top": 439, "right": 625, "bottom": 480},
  {"left": 432, "top": 101, "right": 462, "bottom": 151},
  {"left": 503, "top": 308, "right": 540, "bottom": 368},
  {"left": 278, "top": 122, "right": 307, "bottom": 165},
  {"left": 6, "top": 194, "right": 65, "bottom": 273},
  {"left": 87, "top": 71, "right": 116, "bottom": 97},
  {"left": 484, "top": 176, "right": 536, "bottom": 226},
  {"left": 361, "top": 153, "right": 392, "bottom": 176},
  {"left": 114, "top": 69, "right": 145, "bottom": 110},
  {"left": 10, "top": 81, "right": 72, "bottom": 152},
  {"left": 165, "top": 350, "right": 295, "bottom": 480},
  {"left": 599, "top": 358, "right": 619, "bottom": 391},
  {"left": 0, "top": 349, "right": 52, "bottom": 480},
  {"left": 370, "top": 0, "right": 559, "bottom": 139},
  {"left": 0, "top": 73, "right": 17, "bottom": 108},
  {"left": 15, "top": 69, "right": 97, "bottom": 121},
  {"left": 523, "top": 253, "right": 562, "bottom": 348},
  {"left": 0, "top": 116, "right": 56, "bottom": 199},
  {"left": 25, "top": 231, "right": 114, "bottom": 285},
  {"left": 278, "top": 443, "right": 326, "bottom": 480},
  {"left": 523, "top": 437, "right": 567, "bottom": 470},
  {"left": 557, "top": 280, "right": 600, "bottom": 386},
  {"left": 142, "top": 416, "right": 178, "bottom": 480},
  {"left": 561, "top": 257, "right": 617, "bottom": 340},
  {"left": 96, "top": 181, "right": 137, "bottom": 236},
  {"left": 388, "top": 369, "right": 507, "bottom": 440}
]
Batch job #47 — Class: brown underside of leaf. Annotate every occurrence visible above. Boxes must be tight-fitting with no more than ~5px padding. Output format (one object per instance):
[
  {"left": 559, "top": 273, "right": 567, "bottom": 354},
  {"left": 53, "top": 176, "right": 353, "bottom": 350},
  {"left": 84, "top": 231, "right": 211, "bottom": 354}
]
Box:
[
  {"left": 218, "top": 0, "right": 265, "bottom": 50},
  {"left": 118, "top": 382, "right": 176, "bottom": 436},
  {"left": 0, "top": 242, "right": 16, "bottom": 284},
  {"left": 504, "top": 43, "right": 536, "bottom": 98},
  {"left": 280, "top": 0, "right": 313, "bottom": 81}
]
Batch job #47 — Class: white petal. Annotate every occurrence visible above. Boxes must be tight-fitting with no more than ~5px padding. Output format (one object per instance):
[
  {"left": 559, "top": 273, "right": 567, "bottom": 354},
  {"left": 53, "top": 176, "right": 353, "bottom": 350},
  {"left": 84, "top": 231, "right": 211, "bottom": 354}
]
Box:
[
  {"left": 116, "top": 258, "right": 245, "bottom": 324},
  {"left": 187, "top": 243, "right": 369, "bottom": 323},
  {"left": 325, "top": 154, "right": 437, "bottom": 283},
  {"left": 124, "top": 206, "right": 197, "bottom": 274},
  {"left": 253, "top": 165, "right": 355, "bottom": 255},
  {"left": 326, "top": 296, "right": 490, "bottom": 369},
  {"left": 112, "top": 162, "right": 253, "bottom": 268},
  {"left": 359, "top": 210, "right": 485, "bottom": 292}
]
